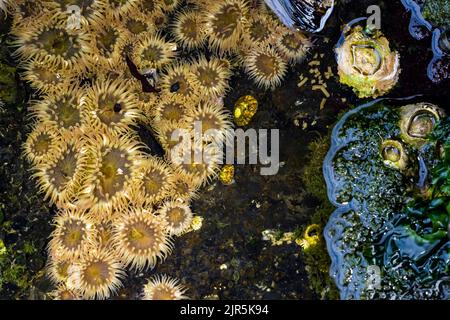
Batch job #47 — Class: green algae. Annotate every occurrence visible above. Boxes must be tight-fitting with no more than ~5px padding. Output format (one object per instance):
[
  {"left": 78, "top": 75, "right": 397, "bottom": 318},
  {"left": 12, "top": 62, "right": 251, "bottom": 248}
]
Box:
[{"left": 423, "top": 0, "right": 450, "bottom": 28}]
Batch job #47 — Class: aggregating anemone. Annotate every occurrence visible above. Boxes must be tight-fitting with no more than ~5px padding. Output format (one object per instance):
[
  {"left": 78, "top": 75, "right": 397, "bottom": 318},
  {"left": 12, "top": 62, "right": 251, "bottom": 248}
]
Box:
[
  {"left": 8, "top": 0, "right": 315, "bottom": 300},
  {"left": 323, "top": 99, "right": 449, "bottom": 299}
]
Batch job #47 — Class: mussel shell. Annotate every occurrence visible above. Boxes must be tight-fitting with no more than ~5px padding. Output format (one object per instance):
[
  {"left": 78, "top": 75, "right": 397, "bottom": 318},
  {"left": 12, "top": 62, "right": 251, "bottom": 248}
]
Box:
[{"left": 264, "top": 0, "right": 335, "bottom": 33}]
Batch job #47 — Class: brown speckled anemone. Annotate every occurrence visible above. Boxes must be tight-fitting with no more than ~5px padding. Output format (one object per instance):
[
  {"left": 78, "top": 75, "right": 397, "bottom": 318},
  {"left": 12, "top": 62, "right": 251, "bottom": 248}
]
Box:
[
  {"left": 32, "top": 139, "right": 88, "bottom": 206},
  {"left": 46, "top": 255, "right": 74, "bottom": 284},
  {"left": 191, "top": 56, "right": 232, "bottom": 99},
  {"left": 92, "top": 0, "right": 141, "bottom": 20},
  {"left": 67, "top": 247, "right": 125, "bottom": 300},
  {"left": 172, "top": 10, "right": 206, "bottom": 50},
  {"left": 158, "top": 200, "right": 193, "bottom": 236},
  {"left": 121, "top": 13, "right": 155, "bottom": 39},
  {"left": 131, "top": 32, "right": 177, "bottom": 74},
  {"left": 275, "top": 28, "right": 311, "bottom": 63},
  {"left": 85, "top": 20, "right": 130, "bottom": 69},
  {"left": 78, "top": 133, "right": 143, "bottom": 220},
  {"left": 153, "top": 94, "right": 190, "bottom": 125},
  {"left": 30, "top": 85, "right": 86, "bottom": 138},
  {"left": 142, "top": 274, "right": 188, "bottom": 300},
  {"left": 204, "top": 0, "right": 249, "bottom": 54},
  {"left": 23, "top": 123, "right": 63, "bottom": 165},
  {"left": 51, "top": 283, "right": 82, "bottom": 300},
  {"left": 113, "top": 207, "right": 173, "bottom": 271},
  {"left": 244, "top": 45, "right": 287, "bottom": 89},
  {"left": 243, "top": 12, "right": 279, "bottom": 49},
  {"left": 47, "top": 207, "right": 96, "bottom": 260},
  {"left": 82, "top": 77, "right": 141, "bottom": 134},
  {"left": 20, "top": 59, "right": 69, "bottom": 95},
  {"left": 13, "top": 12, "right": 90, "bottom": 73},
  {"left": 160, "top": 62, "right": 198, "bottom": 100},
  {"left": 131, "top": 157, "right": 176, "bottom": 207},
  {"left": 182, "top": 100, "right": 233, "bottom": 142}
]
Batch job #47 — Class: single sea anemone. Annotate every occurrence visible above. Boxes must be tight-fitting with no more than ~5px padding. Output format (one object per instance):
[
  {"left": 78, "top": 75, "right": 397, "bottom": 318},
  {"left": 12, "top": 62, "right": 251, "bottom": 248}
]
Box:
[
  {"left": 67, "top": 247, "right": 125, "bottom": 299},
  {"left": 23, "top": 123, "right": 63, "bottom": 165},
  {"left": 275, "top": 28, "right": 311, "bottom": 63},
  {"left": 47, "top": 207, "right": 96, "bottom": 260},
  {"left": 244, "top": 46, "right": 288, "bottom": 89},
  {"left": 11, "top": 0, "right": 43, "bottom": 32},
  {"left": 153, "top": 94, "right": 190, "bottom": 125},
  {"left": 50, "top": 284, "right": 82, "bottom": 300},
  {"left": 191, "top": 56, "right": 232, "bottom": 99},
  {"left": 46, "top": 255, "right": 73, "bottom": 284},
  {"left": 13, "top": 13, "right": 90, "bottom": 73},
  {"left": 203, "top": 0, "right": 249, "bottom": 54},
  {"left": 121, "top": 13, "right": 156, "bottom": 39},
  {"left": 92, "top": 0, "right": 141, "bottom": 20},
  {"left": 243, "top": 12, "right": 279, "bottom": 49},
  {"left": 131, "top": 32, "right": 177, "bottom": 74},
  {"left": 113, "top": 207, "right": 173, "bottom": 271},
  {"left": 82, "top": 77, "right": 141, "bottom": 134},
  {"left": 153, "top": 120, "right": 190, "bottom": 152},
  {"left": 20, "top": 59, "right": 68, "bottom": 95},
  {"left": 131, "top": 157, "right": 176, "bottom": 206},
  {"left": 157, "top": 200, "right": 193, "bottom": 236},
  {"left": 32, "top": 139, "right": 88, "bottom": 206},
  {"left": 30, "top": 84, "right": 86, "bottom": 138},
  {"left": 78, "top": 133, "right": 143, "bottom": 220},
  {"left": 142, "top": 274, "right": 188, "bottom": 300},
  {"left": 43, "top": 0, "right": 100, "bottom": 27},
  {"left": 160, "top": 62, "right": 198, "bottom": 100},
  {"left": 159, "top": 0, "right": 179, "bottom": 12},
  {"left": 170, "top": 170, "right": 201, "bottom": 202},
  {"left": 171, "top": 10, "right": 206, "bottom": 50}
]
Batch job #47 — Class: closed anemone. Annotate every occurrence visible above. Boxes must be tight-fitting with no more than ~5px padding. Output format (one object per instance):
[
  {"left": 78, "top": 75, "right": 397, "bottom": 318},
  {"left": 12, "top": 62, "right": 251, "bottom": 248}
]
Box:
[
  {"left": 47, "top": 207, "right": 96, "bottom": 260},
  {"left": 23, "top": 123, "right": 62, "bottom": 165},
  {"left": 131, "top": 32, "right": 177, "bottom": 74},
  {"left": 13, "top": 13, "right": 90, "bottom": 73},
  {"left": 131, "top": 157, "right": 176, "bottom": 206},
  {"left": 172, "top": 10, "right": 206, "bottom": 50},
  {"left": 113, "top": 207, "right": 173, "bottom": 271},
  {"left": 82, "top": 77, "right": 141, "bottom": 134},
  {"left": 244, "top": 46, "right": 288, "bottom": 89},
  {"left": 204, "top": 0, "right": 249, "bottom": 54},
  {"left": 275, "top": 29, "right": 311, "bottom": 63},
  {"left": 158, "top": 200, "right": 193, "bottom": 236},
  {"left": 191, "top": 56, "right": 232, "bottom": 98},
  {"left": 20, "top": 59, "right": 67, "bottom": 94},
  {"left": 31, "top": 85, "right": 86, "bottom": 138},
  {"left": 142, "top": 274, "right": 188, "bottom": 300},
  {"left": 160, "top": 63, "right": 198, "bottom": 100},
  {"left": 33, "top": 140, "right": 87, "bottom": 206},
  {"left": 67, "top": 248, "right": 125, "bottom": 300},
  {"left": 79, "top": 133, "right": 143, "bottom": 219}
]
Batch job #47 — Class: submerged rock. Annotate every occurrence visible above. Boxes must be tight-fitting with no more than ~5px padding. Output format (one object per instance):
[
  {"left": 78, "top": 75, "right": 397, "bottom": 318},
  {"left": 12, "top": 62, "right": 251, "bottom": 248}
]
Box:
[{"left": 323, "top": 99, "right": 449, "bottom": 299}]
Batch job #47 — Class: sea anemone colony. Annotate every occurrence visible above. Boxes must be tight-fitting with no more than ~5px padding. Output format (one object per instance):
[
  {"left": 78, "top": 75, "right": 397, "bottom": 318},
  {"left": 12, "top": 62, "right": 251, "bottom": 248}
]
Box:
[
  {"left": 402, "top": 0, "right": 450, "bottom": 82},
  {"left": 8, "top": 0, "right": 312, "bottom": 300},
  {"left": 323, "top": 99, "right": 449, "bottom": 299},
  {"left": 335, "top": 23, "right": 401, "bottom": 99}
]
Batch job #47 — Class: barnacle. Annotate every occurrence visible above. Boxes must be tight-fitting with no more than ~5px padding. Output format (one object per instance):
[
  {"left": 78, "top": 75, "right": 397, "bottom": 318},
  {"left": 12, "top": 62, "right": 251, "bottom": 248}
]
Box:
[
  {"left": 158, "top": 200, "right": 193, "bottom": 236},
  {"left": 244, "top": 46, "right": 287, "bottom": 89},
  {"left": 23, "top": 123, "right": 62, "bottom": 165},
  {"left": 82, "top": 77, "right": 141, "bottom": 134},
  {"left": 204, "top": 0, "right": 249, "bottom": 54},
  {"left": 191, "top": 56, "right": 232, "bottom": 99},
  {"left": 336, "top": 25, "right": 401, "bottom": 98},
  {"left": 142, "top": 274, "right": 188, "bottom": 300},
  {"left": 47, "top": 207, "right": 96, "bottom": 260},
  {"left": 131, "top": 157, "right": 176, "bottom": 207},
  {"left": 67, "top": 248, "right": 125, "bottom": 300},
  {"left": 78, "top": 133, "right": 143, "bottom": 220},
  {"left": 113, "top": 207, "right": 173, "bottom": 271},
  {"left": 131, "top": 32, "right": 177, "bottom": 74},
  {"left": 172, "top": 10, "right": 206, "bottom": 50},
  {"left": 32, "top": 140, "right": 88, "bottom": 206}
]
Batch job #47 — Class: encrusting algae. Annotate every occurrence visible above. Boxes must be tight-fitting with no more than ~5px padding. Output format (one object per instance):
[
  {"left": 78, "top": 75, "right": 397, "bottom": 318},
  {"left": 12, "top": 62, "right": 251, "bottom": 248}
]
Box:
[{"left": 6, "top": 0, "right": 314, "bottom": 300}]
